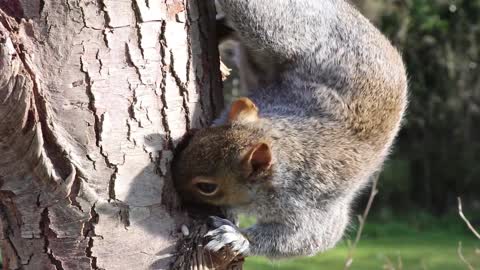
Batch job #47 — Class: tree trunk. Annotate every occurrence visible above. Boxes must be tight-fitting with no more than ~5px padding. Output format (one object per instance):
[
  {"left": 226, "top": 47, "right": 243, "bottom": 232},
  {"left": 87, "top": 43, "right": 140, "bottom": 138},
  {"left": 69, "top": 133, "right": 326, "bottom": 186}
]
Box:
[{"left": 0, "top": 0, "right": 240, "bottom": 269}]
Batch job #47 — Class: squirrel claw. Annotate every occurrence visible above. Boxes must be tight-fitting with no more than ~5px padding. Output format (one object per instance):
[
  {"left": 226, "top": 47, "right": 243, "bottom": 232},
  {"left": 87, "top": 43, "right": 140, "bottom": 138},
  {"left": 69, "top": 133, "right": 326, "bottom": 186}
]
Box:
[
  {"left": 205, "top": 216, "right": 250, "bottom": 255},
  {"left": 208, "top": 216, "right": 236, "bottom": 228}
]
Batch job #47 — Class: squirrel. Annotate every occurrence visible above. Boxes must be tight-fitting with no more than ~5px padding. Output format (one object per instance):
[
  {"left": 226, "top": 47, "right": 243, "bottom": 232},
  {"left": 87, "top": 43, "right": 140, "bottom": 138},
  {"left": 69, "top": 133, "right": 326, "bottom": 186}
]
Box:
[{"left": 173, "top": 0, "right": 408, "bottom": 258}]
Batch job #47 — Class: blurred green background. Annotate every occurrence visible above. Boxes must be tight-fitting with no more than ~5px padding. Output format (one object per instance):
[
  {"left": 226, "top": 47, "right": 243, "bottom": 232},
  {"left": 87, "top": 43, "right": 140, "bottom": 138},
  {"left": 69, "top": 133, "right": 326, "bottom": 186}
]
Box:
[
  {"left": 242, "top": 215, "right": 479, "bottom": 270},
  {"left": 220, "top": 0, "right": 480, "bottom": 269}
]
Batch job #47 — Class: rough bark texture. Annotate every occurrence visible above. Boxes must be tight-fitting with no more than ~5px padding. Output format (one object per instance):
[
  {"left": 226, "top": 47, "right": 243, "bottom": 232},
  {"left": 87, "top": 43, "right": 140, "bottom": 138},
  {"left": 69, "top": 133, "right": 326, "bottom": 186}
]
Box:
[{"left": 0, "top": 0, "right": 236, "bottom": 269}]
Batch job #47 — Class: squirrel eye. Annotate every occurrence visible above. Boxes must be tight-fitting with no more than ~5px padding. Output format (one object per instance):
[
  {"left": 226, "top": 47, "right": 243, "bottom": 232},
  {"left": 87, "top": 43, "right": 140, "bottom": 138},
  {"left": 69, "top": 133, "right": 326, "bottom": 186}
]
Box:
[
  {"left": 191, "top": 177, "right": 220, "bottom": 196},
  {"left": 195, "top": 182, "right": 219, "bottom": 196}
]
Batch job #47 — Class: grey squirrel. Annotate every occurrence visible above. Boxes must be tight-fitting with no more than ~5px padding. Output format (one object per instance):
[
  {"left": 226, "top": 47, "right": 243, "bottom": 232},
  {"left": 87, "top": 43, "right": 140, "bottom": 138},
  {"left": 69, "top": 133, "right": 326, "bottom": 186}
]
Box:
[{"left": 173, "top": 0, "right": 408, "bottom": 258}]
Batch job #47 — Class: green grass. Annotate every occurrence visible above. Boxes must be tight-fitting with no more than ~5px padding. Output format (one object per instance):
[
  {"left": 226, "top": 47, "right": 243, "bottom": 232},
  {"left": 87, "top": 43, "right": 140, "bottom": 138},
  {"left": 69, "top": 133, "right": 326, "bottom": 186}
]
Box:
[{"left": 242, "top": 216, "right": 480, "bottom": 270}]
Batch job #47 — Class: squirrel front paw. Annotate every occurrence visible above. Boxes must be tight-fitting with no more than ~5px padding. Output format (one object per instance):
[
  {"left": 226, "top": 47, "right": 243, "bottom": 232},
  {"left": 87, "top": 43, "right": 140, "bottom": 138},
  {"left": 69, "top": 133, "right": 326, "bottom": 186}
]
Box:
[{"left": 205, "top": 216, "right": 250, "bottom": 255}]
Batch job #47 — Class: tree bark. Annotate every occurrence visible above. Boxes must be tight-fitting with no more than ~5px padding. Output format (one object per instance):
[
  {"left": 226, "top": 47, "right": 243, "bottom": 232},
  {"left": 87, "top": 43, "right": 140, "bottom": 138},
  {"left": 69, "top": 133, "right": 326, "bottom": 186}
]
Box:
[{"left": 0, "top": 0, "right": 238, "bottom": 269}]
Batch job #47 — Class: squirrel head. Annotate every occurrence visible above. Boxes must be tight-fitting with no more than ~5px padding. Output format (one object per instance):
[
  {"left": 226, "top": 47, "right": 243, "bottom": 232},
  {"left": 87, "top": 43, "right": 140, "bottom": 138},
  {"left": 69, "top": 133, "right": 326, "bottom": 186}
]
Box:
[{"left": 173, "top": 98, "right": 273, "bottom": 207}]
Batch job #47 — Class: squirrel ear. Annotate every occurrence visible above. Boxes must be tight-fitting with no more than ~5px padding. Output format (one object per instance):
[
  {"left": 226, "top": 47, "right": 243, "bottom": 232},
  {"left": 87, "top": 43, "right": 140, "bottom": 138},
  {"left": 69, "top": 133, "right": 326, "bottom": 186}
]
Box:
[
  {"left": 244, "top": 143, "right": 272, "bottom": 174},
  {"left": 228, "top": 97, "right": 259, "bottom": 123}
]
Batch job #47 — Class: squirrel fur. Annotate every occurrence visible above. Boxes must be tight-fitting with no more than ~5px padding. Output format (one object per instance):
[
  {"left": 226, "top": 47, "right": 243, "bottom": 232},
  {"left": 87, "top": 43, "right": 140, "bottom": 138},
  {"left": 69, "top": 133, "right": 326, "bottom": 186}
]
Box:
[{"left": 173, "top": 0, "right": 408, "bottom": 258}]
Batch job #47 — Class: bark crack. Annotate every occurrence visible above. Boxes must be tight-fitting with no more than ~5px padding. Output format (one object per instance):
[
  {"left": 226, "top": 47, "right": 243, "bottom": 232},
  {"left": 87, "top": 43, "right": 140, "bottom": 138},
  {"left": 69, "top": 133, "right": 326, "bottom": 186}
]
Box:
[
  {"left": 39, "top": 0, "right": 45, "bottom": 15},
  {"left": 23, "top": 253, "right": 34, "bottom": 265},
  {"left": 158, "top": 20, "right": 173, "bottom": 149},
  {"left": 126, "top": 82, "right": 141, "bottom": 145},
  {"left": 79, "top": 6, "right": 102, "bottom": 31},
  {"left": 86, "top": 237, "right": 100, "bottom": 270},
  {"left": 36, "top": 193, "right": 42, "bottom": 207},
  {"left": 40, "top": 208, "right": 65, "bottom": 270},
  {"left": 169, "top": 49, "right": 191, "bottom": 130},
  {"left": 131, "top": 0, "right": 145, "bottom": 58},
  {"left": 96, "top": 0, "right": 111, "bottom": 27},
  {"left": 86, "top": 154, "right": 97, "bottom": 170},
  {"left": 125, "top": 42, "right": 144, "bottom": 84},
  {"left": 102, "top": 29, "right": 111, "bottom": 49},
  {"left": 83, "top": 204, "right": 101, "bottom": 270},
  {"left": 96, "top": 0, "right": 112, "bottom": 48},
  {"left": 95, "top": 49, "right": 104, "bottom": 75},
  {"left": 82, "top": 204, "right": 99, "bottom": 238},
  {"left": 108, "top": 167, "right": 118, "bottom": 202},
  {"left": 80, "top": 53, "right": 101, "bottom": 148},
  {"left": 80, "top": 49, "right": 118, "bottom": 202},
  {"left": 64, "top": 0, "right": 72, "bottom": 12}
]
